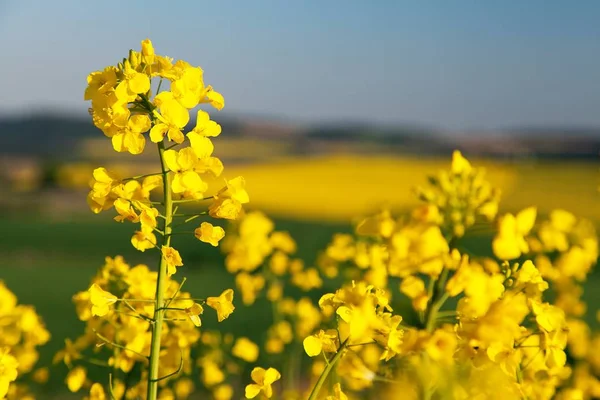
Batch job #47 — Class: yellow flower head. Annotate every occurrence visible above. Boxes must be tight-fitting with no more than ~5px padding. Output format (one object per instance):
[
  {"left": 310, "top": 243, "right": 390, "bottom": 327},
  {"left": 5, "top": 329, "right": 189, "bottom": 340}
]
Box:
[
  {"left": 161, "top": 246, "right": 183, "bottom": 276},
  {"left": 232, "top": 337, "right": 260, "bottom": 363},
  {"left": 206, "top": 289, "right": 235, "bottom": 322},
  {"left": 244, "top": 367, "right": 281, "bottom": 399},
  {"left": 88, "top": 284, "right": 117, "bottom": 317},
  {"left": 66, "top": 366, "right": 87, "bottom": 393},
  {"left": 141, "top": 38, "right": 155, "bottom": 64},
  {"left": 303, "top": 329, "right": 339, "bottom": 357},
  {"left": 195, "top": 222, "right": 225, "bottom": 247},
  {"left": 87, "top": 382, "right": 106, "bottom": 400},
  {"left": 493, "top": 207, "right": 537, "bottom": 260},
  {"left": 184, "top": 303, "right": 204, "bottom": 327},
  {"left": 451, "top": 150, "right": 472, "bottom": 174}
]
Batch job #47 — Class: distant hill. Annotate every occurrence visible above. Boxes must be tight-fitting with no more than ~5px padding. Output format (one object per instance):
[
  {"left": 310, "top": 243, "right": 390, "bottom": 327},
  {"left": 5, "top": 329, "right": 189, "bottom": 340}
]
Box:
[
  {"left": 1, "top": 112, "right": 600, "bottom": 159},
  {"left": 0, "top": 113, "right": 244, "bottom": 157}
]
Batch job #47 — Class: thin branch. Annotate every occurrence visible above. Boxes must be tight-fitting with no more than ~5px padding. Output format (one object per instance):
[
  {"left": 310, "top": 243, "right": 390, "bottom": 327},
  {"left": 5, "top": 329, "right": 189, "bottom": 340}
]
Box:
[
  {"left": 165, "top": 277, "right": 187, "bottom": 308},
  {"left": 94, "top": 330, "right": 149, "bottom": 360},
  {"left": 150, "top": 349, "right": 184, "bottom": 382}
]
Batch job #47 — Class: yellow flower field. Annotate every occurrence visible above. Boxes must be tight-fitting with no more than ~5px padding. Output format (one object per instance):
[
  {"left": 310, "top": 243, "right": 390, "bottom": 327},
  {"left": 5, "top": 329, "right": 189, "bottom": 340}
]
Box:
[
  {"left": 2, "top": 38, "right": 599, "bottom": 400},
  {"left": 223, "top": 155, "right": 600, "bottom": 223}
]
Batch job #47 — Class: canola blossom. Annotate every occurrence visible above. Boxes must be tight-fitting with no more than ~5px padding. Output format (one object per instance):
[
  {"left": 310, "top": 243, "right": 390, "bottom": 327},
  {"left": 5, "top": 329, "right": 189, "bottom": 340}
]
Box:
[
  {"left": 0, "top": 282, "right": 50, "bottom": 399},
  {"left": 0, "top": 38, "right": 598, "bottom": 400},
  {"left": 71, "top": 39, "right": 244, "bottom": 400}
]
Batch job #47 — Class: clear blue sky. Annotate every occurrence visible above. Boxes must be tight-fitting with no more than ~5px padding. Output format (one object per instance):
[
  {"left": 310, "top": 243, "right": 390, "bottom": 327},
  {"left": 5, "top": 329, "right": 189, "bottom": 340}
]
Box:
[{"left": 1, "top": 0, "right": 599, "bottom": 131}]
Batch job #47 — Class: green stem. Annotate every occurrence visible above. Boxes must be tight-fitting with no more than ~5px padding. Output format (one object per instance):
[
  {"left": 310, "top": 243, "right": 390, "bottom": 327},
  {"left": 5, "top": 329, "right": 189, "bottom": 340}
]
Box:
[
  {"left": 424, "top": 268, "right": 450, "bottom": 332},
  {"left": 123, "top": 172, "right": 164, "bottom": 182},
  {"left": 307, "top": 338, "right": 349, "bottom": 400},
  {"left": 147, "top": 141, "right": 173, "bottom": 400}
]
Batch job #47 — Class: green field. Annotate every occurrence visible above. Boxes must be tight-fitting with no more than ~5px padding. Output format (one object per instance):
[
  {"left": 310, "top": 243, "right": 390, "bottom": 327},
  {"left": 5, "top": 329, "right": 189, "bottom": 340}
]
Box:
[{"left": 1, "top": 211, "right": 599, "bottom": 396}]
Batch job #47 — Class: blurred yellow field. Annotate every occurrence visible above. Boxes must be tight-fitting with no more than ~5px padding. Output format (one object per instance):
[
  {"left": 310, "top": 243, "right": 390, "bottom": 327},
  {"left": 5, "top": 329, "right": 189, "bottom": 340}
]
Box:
[{"left": 223, "top": 155, "right": 600, "bottom": 222}]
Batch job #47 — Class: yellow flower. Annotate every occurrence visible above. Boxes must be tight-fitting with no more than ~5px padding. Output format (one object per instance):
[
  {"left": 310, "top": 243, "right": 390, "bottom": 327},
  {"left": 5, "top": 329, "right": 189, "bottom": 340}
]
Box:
[
  {"left": 0, "top": 348, "right": 19, "bottom": 399},
  {"left": 111, "top": 114, "right": 152, "bottom": 155},
  {"left": 400, "top": 275, "right": 429, "bottom": 312},
  {"left": 195, "top": 222, "right": 225, "bottom": 246},
  {"left": 213, "top": 384, "right": 233, "bottom": 400},
  {"left": 201, "top": 360, "right": 225, "bottom": 387},
  {"left": 163, "top": 148, "right": 208, "bottom": 195},
  {"left": 245, "top": 367, "right": 281, "bottom": 399},
  {"left": 236, "top": 273, "right": 265, "bottom": 305},
  {"left": 325, "top": 383, "right": 348, "bottom": 400},
  {"left": 532, "top": 301, "right": 566, "bottom": 332},
  {"left": 205, "top": 89, "right": 225, "bottom": 110},
  {"left": 171, "top": 65, "right": 206, "bottom": 109},
  {"left": 206, "top": 289, "right": 235, "bottom": 322},
  {"left": 184, "top": 303, "right": 204, "bottom": 327},
  {"left": 150, "top": 94, "right": 190, "bottom": 144},
  {"left": 303, "top": 329, "right": 338, "bottom": 357},
  {"left": 88, "top": 284, "right": 117, "bottom": 317},
  {"left": 187, "top": 131, "right": 215, "bottom": 159},
  {"left": 208, "top": 177, "right": 250, "bottom": 220},
  {"left": 115, "top": 60, "right": 150, "bottom": 100},
  {"left": 232, "top": 337, "right": 260, "bottom": 363},
  {"left": 66, "top": 366, "right": 86, "bottom": 392},
  {"left": 90, "top": 167, "right": 120, "bottom": 197},
  {"left": 191, "top": 110, "right": 222, "bottom": 137},
  {"left": 492, "top": 207, "right": 537, "bottom": 260},
  {"left": 174, "top": 378, "right": 195, "bottom": 400},
  {"left": 131, "top": 229, "right": 157, "bottom": 252},
  {"left": 141, "top": 38, "right": 155, "bottom": 64},
  {"left": 514, "top": 260, "right": 548, "bottom": 297},
  {"left": 451, "top": 150, "right": 472, "bottom": 174},
  {"left": 85, "top": 66, "right": 118, "bottom": 101},
  {"left": 86, "top": 383, "right": 106, "bottom": 400},
  {"left": 209, "top": 197, "right": 243, "bottom": 220},
  {"left": 53, "top": 338, "right": 82, "bottom": 367},
  {"left": 161, "top": 246, "right": 183, "bottom": 276},
  {"left": 218, "top": 176, "right": 250, "bottom": 204}
]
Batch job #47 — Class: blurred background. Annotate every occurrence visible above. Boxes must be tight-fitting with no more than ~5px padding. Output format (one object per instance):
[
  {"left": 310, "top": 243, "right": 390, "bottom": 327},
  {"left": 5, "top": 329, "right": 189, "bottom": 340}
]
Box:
[{"left": 1, "top": 0, "right": 600, "bottom": 395}]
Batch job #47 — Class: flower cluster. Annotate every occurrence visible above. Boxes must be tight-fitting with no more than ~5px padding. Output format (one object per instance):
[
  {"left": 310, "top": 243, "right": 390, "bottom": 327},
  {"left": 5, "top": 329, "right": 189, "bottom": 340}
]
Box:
[
  {"left": 55, "top": 256, "right": 235, "bottom": 398},
  {"left": 415, "top": 150, "right": 500, "bottom": 237},
  {"left": 0, "top": 282, "right": 50, "bottom": 399},
  {"left": 292, "top": 151, "right": 599, "bottom": 399},
  {"left": 77, "top": 39, "right": 245, "bottom": 399},
  {"left": 24, "top": 37, "right": 595, "bottom": 400}
]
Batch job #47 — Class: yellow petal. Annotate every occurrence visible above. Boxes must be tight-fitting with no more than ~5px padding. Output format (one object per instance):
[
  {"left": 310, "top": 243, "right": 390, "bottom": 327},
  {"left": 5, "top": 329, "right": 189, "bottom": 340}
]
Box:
[
  {"left": 128, "top": 114, "right": 151, "bottom": 133},
  {"left": 303, "top": 335, "right": 323, "bottom": 357},
  {"left": 187, "top": 132, "right": 214, "bottom": 158},
  {"left": 128, "top": 72, "right": 150, "bottom": 94},
  {"left": 207, "top": 90, "right": 225, "bottom": 110},
  {"left": 150, "top": 124, "right": 168, "bottom": 143},
  {"left": 516, "top": 207, "right": 537, "bottom": 234},
  {"left": 245, "top": 384, "right": 262, "bottom": 399},
  {"left": 163, "top": 150, "right": 180, "bottom": 172}
]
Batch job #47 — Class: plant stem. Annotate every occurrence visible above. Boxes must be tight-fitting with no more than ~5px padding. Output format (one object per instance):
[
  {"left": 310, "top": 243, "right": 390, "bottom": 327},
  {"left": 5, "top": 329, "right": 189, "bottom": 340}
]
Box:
[
  {"left": 307, "top": 338, "right": 349, "bottom": 400},
  {"left": 147, "top": 141, "right": 173, "bottom": 400},
  {"left": 424, "top": 268, "right": 450, "bottom": 332}
]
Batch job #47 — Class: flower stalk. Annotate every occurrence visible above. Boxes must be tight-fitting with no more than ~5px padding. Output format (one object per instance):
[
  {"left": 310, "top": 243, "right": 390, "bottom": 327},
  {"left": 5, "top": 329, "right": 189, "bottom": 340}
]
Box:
[
  {"left": 147, "top": 141, "right": 173, "bottom": 400},
  {"left": 307, "top": 338, "right": 349, "bottom": 400}
]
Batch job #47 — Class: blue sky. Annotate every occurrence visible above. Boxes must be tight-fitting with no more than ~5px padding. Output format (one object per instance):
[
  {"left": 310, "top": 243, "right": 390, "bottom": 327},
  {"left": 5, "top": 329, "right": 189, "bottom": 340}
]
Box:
[{"left": 1, "top": 0, "right": 599, "bottom": 130}]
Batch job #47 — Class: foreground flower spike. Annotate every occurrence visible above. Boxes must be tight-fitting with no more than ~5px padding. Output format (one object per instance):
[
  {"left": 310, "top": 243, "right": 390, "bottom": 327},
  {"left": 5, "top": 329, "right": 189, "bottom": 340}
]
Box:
[
  {"left": 206, "top": 289, "right": 235, "bottom": 322},
  {"left": 245, "top": 367, "right": 281, "bottom": 399},
  {"left": 81, "top": 39, "right": 245, "bottom": 400}
]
